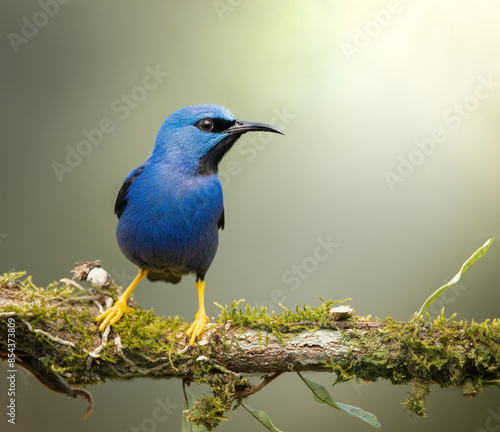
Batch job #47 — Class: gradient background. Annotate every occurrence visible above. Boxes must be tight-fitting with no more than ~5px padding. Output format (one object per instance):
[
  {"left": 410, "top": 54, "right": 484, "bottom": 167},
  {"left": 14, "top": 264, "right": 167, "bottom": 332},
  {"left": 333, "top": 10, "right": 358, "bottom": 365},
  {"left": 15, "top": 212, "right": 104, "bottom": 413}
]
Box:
[{"left": 1, "top": 1, "right": 499, "bottom": 431}]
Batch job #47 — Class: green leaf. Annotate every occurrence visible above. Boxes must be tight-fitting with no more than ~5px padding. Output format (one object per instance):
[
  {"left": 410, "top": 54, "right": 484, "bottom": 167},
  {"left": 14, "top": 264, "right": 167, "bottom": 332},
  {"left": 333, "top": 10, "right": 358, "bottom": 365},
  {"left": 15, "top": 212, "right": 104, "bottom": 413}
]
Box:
[
  {"left": 297, "top": 372, "right": 381, "bottom": 428},
  {"left": 416, "top": 238, "right": 494, "bottom": 318},
  {"left": 240, "top": 403, "right": 284, "bottom": 432},
  {"left": 336, "top": 402, "right": 381, "bottom": 427},
  {"left": 181, "top": 384, "right": 210, "bottom": 432}
]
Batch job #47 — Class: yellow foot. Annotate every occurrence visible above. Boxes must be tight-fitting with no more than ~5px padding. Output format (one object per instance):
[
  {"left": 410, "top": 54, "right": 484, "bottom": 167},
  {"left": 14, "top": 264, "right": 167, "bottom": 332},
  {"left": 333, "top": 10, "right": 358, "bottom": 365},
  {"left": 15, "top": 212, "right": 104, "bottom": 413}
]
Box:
[
  {"left": 186, "top": 311, "right": 210, "bottom": 346},
  {"left": 96, "top": 299, "right": 134, "bottom": 331}
]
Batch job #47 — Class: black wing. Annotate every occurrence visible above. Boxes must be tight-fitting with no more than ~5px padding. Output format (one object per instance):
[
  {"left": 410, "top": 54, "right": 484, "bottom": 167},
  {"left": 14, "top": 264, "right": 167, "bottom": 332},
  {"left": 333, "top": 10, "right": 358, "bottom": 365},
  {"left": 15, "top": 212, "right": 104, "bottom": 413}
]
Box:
[
  {"left": 114, "top": 165, "right": 145, "bottom": 219},
  {"left": 217, "top": 209, "right": 225, "bottom": 230}
]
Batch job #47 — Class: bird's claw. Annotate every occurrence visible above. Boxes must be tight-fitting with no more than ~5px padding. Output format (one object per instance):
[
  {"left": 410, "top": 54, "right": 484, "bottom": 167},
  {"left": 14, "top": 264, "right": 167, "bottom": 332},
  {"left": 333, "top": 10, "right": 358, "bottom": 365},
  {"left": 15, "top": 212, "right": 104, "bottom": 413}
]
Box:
[
  {"left": 95, "top": 299, "right": 134, "bottom": 332},
  {"left": 186, "top": 311, "right": 209, "bottom": 346}
]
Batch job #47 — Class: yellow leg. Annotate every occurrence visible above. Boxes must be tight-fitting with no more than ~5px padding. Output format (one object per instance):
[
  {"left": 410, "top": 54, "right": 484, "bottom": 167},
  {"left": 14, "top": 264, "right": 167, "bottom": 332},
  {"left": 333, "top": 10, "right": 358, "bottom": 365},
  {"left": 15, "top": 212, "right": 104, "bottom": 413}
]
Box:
[
  {"left": 186, "top": 279, "right": 210, "bottom": 346},
  {"left": 96, "top": 268, "right": 148, "bottom": 331}
]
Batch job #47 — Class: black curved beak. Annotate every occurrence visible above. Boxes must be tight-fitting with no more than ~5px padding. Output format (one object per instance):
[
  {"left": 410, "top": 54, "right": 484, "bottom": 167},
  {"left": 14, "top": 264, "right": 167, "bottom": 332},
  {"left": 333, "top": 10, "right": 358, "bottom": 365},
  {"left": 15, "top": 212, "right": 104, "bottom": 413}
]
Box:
[{"left": 226, "top": 120, "right": 284, "bottom": 136}]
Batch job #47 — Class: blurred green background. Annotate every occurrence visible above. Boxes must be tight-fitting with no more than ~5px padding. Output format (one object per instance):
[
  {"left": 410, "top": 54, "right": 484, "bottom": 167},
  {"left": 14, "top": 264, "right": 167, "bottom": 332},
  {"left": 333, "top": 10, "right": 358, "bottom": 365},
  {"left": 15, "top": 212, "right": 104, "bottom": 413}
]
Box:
[{"left": 1, "top": 1, "right": 499, "bottom": 431}]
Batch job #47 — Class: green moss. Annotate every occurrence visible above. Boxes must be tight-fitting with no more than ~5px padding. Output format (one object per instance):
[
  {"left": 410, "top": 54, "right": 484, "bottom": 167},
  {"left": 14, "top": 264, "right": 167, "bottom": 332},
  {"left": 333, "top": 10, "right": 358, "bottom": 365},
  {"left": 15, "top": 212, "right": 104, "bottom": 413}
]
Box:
[
  {"left": 214, "top": 298, "right": 352, "bottom": 344},
  {"left": 114, "top": 310, "right": 185, "bottom": 352},
  {"left": 0, "top": 271, "right": 92, "bottom": 322},
  {"left": 1, "top": 271, "right": 499, "bottom": 425},
  {"left": 188, "top": 380, "right": 234, "bottom": 429},
  {"left": 0, "top": 272, "right": 195, "bottom": 385},
  {"left": 0, "top": 272, "right": 116, "bottom": 383},
  {"left": 403, "top": 382, "right": 431, "bottom": 417},
  {"left": 322, "top": 312, "right": 500, "bottom": 416},
  {"left": 113, "top": 309, "right": 186, "bottom": 368},
  {"left": 185, "top": 366, "right": 252, "bottom": 430}
]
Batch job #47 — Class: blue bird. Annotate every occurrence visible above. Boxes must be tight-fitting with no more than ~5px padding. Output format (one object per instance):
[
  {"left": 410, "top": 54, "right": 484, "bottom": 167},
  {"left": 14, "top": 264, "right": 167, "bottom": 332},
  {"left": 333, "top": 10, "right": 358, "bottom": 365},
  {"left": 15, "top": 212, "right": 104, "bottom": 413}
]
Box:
[{"left": 96, "top": 104, "right": 283, "bottom": 345}]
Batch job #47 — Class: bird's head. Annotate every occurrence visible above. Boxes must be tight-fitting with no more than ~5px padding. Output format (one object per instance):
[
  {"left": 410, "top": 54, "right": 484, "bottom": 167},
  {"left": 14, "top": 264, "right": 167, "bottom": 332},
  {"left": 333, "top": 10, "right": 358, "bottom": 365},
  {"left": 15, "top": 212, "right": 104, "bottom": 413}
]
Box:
[{"left": 152, "top": 104, "right": 284, "bottom": 174}]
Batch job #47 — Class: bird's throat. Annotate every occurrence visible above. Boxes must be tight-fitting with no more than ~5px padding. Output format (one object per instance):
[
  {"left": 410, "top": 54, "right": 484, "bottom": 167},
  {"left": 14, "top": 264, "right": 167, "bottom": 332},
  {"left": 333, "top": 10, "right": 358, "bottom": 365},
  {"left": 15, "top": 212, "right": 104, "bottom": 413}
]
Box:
[{"left": 196, "top": 134, "right": 241, "bottom": 176}]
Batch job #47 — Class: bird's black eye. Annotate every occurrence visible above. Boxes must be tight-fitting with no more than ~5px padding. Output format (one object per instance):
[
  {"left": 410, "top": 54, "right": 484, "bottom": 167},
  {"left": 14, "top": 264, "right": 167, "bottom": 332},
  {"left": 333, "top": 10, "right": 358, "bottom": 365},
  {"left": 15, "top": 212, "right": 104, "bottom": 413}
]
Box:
[{"left": 197, "top": 118, "right": 214, "bottom": 132}]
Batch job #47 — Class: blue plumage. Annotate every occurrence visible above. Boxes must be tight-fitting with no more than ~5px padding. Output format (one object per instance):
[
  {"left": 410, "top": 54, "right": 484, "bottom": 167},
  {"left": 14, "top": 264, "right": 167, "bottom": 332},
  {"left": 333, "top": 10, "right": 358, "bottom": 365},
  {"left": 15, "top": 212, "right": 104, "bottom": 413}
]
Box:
[
  {"left": 116, "top": 157, "right": 223, "bottom": 278},
  {"left": 97, "top": 104, "right": 283, "bottom": 344}
]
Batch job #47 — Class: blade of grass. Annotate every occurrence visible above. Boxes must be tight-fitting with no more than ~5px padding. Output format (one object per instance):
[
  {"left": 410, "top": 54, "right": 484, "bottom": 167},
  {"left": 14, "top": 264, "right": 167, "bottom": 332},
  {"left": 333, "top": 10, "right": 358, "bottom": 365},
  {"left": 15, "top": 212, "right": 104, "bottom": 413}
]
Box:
[{"left": 416, "top": 238, "right": 494, "bottom": 318}]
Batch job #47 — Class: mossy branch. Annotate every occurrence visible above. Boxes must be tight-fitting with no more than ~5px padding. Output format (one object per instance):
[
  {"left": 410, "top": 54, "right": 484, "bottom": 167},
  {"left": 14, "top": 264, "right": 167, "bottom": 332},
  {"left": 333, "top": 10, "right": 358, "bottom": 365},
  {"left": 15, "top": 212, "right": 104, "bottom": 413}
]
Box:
[{"left": 1, "top": 265, "right": 499, "bottom": 426}]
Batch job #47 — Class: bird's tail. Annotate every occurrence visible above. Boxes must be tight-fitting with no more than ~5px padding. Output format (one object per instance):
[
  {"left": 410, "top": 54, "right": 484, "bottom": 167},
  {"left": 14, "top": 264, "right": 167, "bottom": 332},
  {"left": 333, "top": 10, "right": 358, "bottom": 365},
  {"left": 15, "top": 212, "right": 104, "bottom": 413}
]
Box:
[{"left": 146, "top": 270, "right": 182, "bottom": 284}]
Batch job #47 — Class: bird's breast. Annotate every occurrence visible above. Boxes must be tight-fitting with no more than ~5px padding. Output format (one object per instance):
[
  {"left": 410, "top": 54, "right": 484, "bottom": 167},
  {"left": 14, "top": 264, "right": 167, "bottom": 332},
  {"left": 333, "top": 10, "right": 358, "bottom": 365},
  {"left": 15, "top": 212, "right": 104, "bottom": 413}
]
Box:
[{"left": 116, "top": 169, "right": 223, "bottom": 274}]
